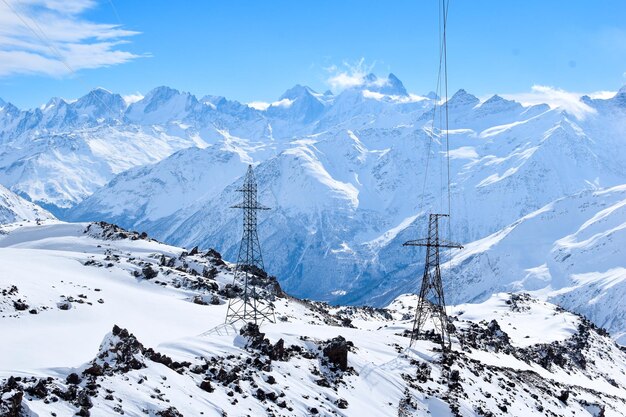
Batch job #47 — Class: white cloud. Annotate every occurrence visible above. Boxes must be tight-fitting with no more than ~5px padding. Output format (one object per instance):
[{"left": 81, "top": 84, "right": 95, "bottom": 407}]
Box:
[
  {"left": 325, "top": 58, "right": 379, "bottom": 91},
  {"left": 501, "top": 85, "right": 617, "bottom": 120},
  {"left": 587, "top": 90, "right": 617, "bottom": 100},
  {"left": 247, "top": 98, "right": 294, "bottom": 111},
  {"left": 362, "top": 89, "right": 427, "bottom": 103},
  {"left": 247, "top": 101, "right": 270, "bottom": 111},
  {"left": 122, "top": 92, "right": 143, "bottom": 104},
  {"left": 0, "top": 0, "right": 142, "bottom": 77}
]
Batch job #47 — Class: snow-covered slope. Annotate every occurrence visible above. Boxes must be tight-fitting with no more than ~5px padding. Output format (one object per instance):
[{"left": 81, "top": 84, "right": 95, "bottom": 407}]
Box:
[
  {"left": 3, "top": 75, "right": 626, "bottom": 341},
  {"left": 444, "top": 184, "right": 626, "bottom": 344},
  {"left": 0, "top": 184, "right": 54, "bottom": 224},
  {"left": 67, "top": 83, "right": 626, "bottom": 309},
  {"left": 1, "top": 223, "right": 625, "bottom": 416}
]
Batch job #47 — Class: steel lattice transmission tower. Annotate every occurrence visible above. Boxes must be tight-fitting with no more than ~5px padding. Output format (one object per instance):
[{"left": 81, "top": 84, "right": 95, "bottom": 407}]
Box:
[
  {"left": 225, "top": 165, "right": 275, "bottom": 326},
  {"left": 404, "top": 213, "right": 463, "bottom": 350}
]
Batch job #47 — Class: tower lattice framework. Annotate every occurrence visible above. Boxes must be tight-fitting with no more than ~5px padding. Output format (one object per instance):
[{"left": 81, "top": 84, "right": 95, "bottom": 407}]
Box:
[
  {"left": 404, "top": 213, "right": 463, "bottom": 350},
  {"left": 225, "top": 165, "right": 275, "bottom": 326}
]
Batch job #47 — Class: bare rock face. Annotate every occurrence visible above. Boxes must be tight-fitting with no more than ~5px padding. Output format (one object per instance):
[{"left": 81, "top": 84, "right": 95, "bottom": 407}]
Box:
[
  {"left": 323, "top": 336, "right": 349, "bottom": 371},
  {"left": 0, "top": 377, "right": 23, "bottom": 417},
  {"left": 240, "top": 323, "right": 266, "bottom": 349}
]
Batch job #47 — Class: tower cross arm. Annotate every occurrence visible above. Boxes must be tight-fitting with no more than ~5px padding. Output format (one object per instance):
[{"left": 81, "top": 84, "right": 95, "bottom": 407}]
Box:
[
  {"left": 403, "top": 238, "right": 463, "bottom": 249},
  {"left": 231, "top": 203, "right": 271, "bottom": 210}
]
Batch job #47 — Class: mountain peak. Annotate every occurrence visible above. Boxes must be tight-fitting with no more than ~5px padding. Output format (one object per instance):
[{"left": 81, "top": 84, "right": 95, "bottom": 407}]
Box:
[
  {"left": 279, "top": 84, "right": 318, "bottom": 101},
  {"left": 145, "top": 86, "right": 181, "bottom": 100},
  {"left": 447, "top": 89, "right": 479, "bottom": 107},
  {"left": 270, "top": 85, "right": 326, "bottom": 122},
  {"left": 361, "top": 73, "right": 408, "bottom": 96},
  {"left": 611, "top": 85, "right": 626, "bottom": 106},
  {"left": 43, "top": 97, "right": 67, "bottom": 111},
  {"left": 478, "top": 94, "right": 522, "bottom": 114},
  {"left": 73, "top": 87, "right": 125, "bottom": 116}
]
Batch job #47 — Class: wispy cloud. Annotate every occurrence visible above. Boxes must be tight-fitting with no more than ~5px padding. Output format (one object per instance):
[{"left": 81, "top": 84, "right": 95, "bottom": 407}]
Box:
[
  {"left": 0, "top": 0, "right": 142, "bottom": 77},
  {"left": 501, "top": 85, "right": 616, "bottom": 119},
  {"left": 247, "top": 98, "right": 294, "bottom": 111},
  {"left": 325, "top": 58, "right": 380, "bottom": 91},
  {"left": 122, "top": 92, "right": 143, "bottom": 104}
]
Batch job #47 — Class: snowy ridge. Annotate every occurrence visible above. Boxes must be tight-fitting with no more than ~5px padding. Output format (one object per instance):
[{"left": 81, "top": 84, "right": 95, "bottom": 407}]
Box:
[
  {"left": 446, "top": 184, "right": 626, "bottom": 344},
  {"left": 1, "top": 223, "right": 625, "bottom": 416},
  {"left": 0, "top": 184, "right": 55, "bottom": 224}
]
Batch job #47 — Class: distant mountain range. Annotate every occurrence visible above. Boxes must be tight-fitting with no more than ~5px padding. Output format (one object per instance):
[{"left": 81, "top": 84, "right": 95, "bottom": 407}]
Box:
[{"left": 1, "top": 74, "right": 625, "bottom": 342}]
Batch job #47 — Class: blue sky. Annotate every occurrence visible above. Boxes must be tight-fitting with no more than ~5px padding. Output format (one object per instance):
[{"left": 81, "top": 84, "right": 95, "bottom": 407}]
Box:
[{"left": 1, "top": 0, "right": 625, "bottom": 108}]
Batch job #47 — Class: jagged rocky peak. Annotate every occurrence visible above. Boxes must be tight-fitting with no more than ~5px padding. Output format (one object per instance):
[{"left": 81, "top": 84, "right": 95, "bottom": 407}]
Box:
[
  {"left": 268, "top": 84, "right": 327, "bottom": 122},
  {"left": 478, "top": 94, "right": 523, "bottom": 113},
  {"left": 610, "top": 84, "right": 626, "bottom": 106},
  {"left": 73, "top": 87, "right": 126, "bottom": 116},
  {"left": 200, "top": 94, "right": 225, "bottom": 107},
  {"left": 124, "top": 86, "right": 201, "bottom": 123},
  {"left": 0, "top": 101, "right": 21, "bottom": 117},
  {"left": 361, "top": 72, "right": 409, "bottom": 96},
  {"left": 143, "top": 86, "right": 192, "bottom": 106},
  {"left": 144, "top": 86, "right": 199, "bottom": 110},
  {"left": 43, "top": 96, "right": 66, "bottom": 110},
  {"left": 279, "top": 84, "right": 319, "bottom": 101},
  {"left": 446, "top": 88, "right": 480, "bottom": 107},
  {"left": 425, "top": 91, "right": 439, "bottom": 100}
]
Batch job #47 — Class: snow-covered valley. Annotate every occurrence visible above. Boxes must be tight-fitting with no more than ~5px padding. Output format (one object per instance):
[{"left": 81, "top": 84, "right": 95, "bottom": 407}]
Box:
[{"left": 1, "top": 221, "right": 625, "bottom": 416}]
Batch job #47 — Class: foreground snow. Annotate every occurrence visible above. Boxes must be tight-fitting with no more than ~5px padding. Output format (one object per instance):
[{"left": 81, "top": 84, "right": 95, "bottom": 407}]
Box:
[{"left": 1, "top": 222, "right": 625, "bottom": 416}]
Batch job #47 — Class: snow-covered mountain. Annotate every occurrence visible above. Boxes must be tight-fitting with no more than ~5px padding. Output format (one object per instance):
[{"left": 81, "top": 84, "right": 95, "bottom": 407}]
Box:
[
  {"left": 2, "top": 74, "right": 626, "bottom": 343},
  {"left": 0, "top": 184, "right": 54, "bottom": 224},
  {"left": 445, "top": 184, "right": 626, "bottom": 344},
  {"left": 1, "top": 222, "right": 625, "bottom": 416}
]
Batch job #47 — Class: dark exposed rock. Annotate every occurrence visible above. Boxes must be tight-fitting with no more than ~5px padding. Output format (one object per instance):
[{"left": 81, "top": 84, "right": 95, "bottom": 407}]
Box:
[
  {"left": 192, "top": 295, "right": 208, "bottom": 305},
  {"left": 141, "top": 265, "right": 158, "bottom": 280},
  {"left": 505, "top": 293, "right": 532, "bottom": 312},
  {"left": 269, "top": 339, "right": 285, "bottom": 361},
  {"left": 57, "top": 301, "right": 72, "bottom": 310},
  {"left": 240, "top": 323, "right": 266, "bottom": 349},
  {"left": 255, "top": 388, "right": 266, "bottom": 401},
  {"left": 202, "top": 266, "right": 218, "bottom": 280},
  {"left": 189, "top": 246, "right": 199, "bottom": 255},
  {"left": 12, "top": 300, "right": 28, "bottom": 311},
  {"left": 457, "top": 320, "right": 513, "bottom": 354},
  {"left": 26, "top": 379, "right": 48, "bottom": 398},
  {"left": 156, "top": 407, "right": 183, "bottom": 417},
  {"left": 335, "top": 398, "right": 348, "bottom": 409},
  {"left": 0, "top": 389, "right": 23, "bottom": 417},
  {"left": 66, "top": 373, "right": 81, "bottom": 385},
  {"left": 199, "top": 379, "right": 214, "bottom": 393},
  {"left": 322, "top": 336, "right": 349, "bottom": 371},
  {"left": 76, "top": 407, "right": 91, "bottom": 416},
  {"left": 83, "top": 364, "right": 103, "bottom": 377},
  {"left": 86, "top": 222, "right": 154, "bottom": 242}
]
